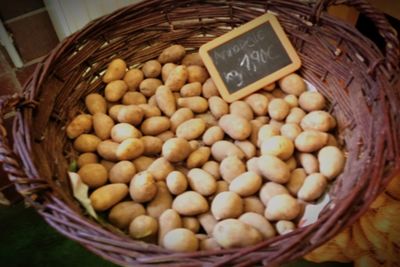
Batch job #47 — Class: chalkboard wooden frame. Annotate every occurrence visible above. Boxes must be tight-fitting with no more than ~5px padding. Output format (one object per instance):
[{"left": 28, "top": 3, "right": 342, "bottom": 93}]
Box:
[{"left": 199, "top": 13, "right": 301, "bottom": 102}]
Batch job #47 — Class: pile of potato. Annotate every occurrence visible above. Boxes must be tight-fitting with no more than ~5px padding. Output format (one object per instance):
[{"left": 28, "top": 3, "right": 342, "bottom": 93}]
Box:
[{"left": 66, "top": 44, "right": 346, "bottom": 252}]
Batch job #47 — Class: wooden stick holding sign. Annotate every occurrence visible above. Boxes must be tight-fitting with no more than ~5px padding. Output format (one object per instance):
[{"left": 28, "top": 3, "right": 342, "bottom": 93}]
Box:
[{"left": 199, "top": 13, "right": 301, "bottom": 102}]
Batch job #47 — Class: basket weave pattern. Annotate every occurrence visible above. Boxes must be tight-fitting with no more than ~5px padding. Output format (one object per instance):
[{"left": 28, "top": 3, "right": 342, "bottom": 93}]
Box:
[{"left": 0, "top": 0, "right": 399, "bottom": 266}]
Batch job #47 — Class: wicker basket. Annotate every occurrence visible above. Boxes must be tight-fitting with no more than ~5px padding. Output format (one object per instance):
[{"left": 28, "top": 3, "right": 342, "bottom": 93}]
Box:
[{"left": 0, "top": 0, "right": 399, "bottom": 266}]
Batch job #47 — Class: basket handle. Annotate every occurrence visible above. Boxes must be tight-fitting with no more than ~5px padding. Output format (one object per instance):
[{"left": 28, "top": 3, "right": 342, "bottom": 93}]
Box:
[{"left": 313, "top": 0, "right": 399, "bottom": 72}]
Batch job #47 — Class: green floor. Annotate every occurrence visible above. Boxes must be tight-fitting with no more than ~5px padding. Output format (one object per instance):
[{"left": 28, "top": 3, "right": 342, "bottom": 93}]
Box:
[{"left": 0, "top": 203, "right": 350, "bottom": 267}]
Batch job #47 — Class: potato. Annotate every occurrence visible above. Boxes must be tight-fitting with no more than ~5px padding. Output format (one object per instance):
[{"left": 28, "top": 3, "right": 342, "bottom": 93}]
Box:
[
  {"left": 239, "top": 212, "right": 276, "bottom": 239},
  {"left": 176, "top": 118, "right": 206, "bottom": 140},
  {"left": 147, "top": 181, "right": 173, "bottom": 218},
  {"left": 116, "top": 105, "right": 143, "bottom": 126},
  {"left": 268, "top": 99, "right": 290, "bottom": 121},
  {"left": 100, "top": 160, "right": 115, "bottom": 171},
  {"left": 92, "top": 113, "right": 114, "bottom": 140},
  {"left": 219, "top": 114, "right": 251, "bottom": 141},
  {"left": 196, "top": 113, "right": 218, "bottom": 129},
  {"left": 298, "top": 173, "right": 328, "bottom": 201},
  {"left": 141, "top": 60, "right": 161, "bottom": 78},
  {"left": 129, "top": 171, "right": 157, "bottom": 202},
  {"left": 138, "top": 104, "right": 161, "bottom": 118},
  {"left": 165, "top": 65, "right": 188, "bottom": 91},
  {"left": 134, "top": 137, "right": 160, "bottom": 157},
  {"left": 280, "top": 123, "right": 302, "bottom": 141},
  {"left": 202, "top": 161, "right": 220, "bottom": 179},
  {"left": 257, "top": 155, "right": 290, "bottom": 183},
  {"left": 187, "top": 168, "right": 217, "bottom": 196},
  {"left": 90, "top": 183, "right": 128, "bottom": 211},
  {"left": 74, "top": 134, "right": 101, "bottom": 152},
  {"left": 158, "top": 209, "right": 182, "bottom": 247},
  {"left": 78, "top": 163, "right": 108, "bottom": 188},
  {"left": 66, "top": 114, "right": 92, "bottom": 139},
  {"left": 298, "top": 153, "right": 319, "bottom": 174},
  {"left": 211, "top": 141, "right": 245, "bottom": 161},
  {"left": 157, "top": 131, "right": 174, "bottom": 142},
  {"left": 287, "top": 168, "right": 307, "bottom": 196},
  {"left": 202, "top": 126, "right": 224, "bottom": 146},
  {"left": 103, "top": 58, "right": 126, "bottom": 83},
  {"left": 109, "top": 161, "right": 136, "bottom": 184},
  {"left": 259, "top": 182, "right": 289, "bottom": 206},
  {"left": 187, "top": 147, "right": 211, "bottom": 169},
  {"left": 211, "top": 192, "right": 243, "bottom": 220},
  {"left": 279, "top": 73, "right": 306, "bottom": 96},
  {"left": 260, "top": 135, "right": 294, "bottom": 160},
  {"left": 169, "top": 108, "right": 194, "bottom": 133},
  {"left": 111, "top": 123, "right": 141, "bottom": 143},
  {"left": 243, "top": 196, "right": 265, "bottom": 215},
  {"left": 286, "top": 156, "right": 297, "bottom": 171},
  {"left": 182, "top": 217, "right": 200, "bottom": 233},
  {"left": 263, "top": 82, "right": 276, "bottom": 91},
  {"left": 109, "top": 201, "right": 145, "bottom": 229},
  {"left": 155, "top": 85, "right": 176, "bottom": 117},
  {"left": 147, "top": 157, "right": 174, "bottom": 181},
  {"left": 105, "top": 80, "right": 128, "bottom": 102},
  {"left": 270, "top": 119, "right": 284, "bottom": 130},
  {"left": 257, "top": 124, "right": 280, "bottom": 146},
  {"left": 122, "top": 91, "right": 147, "bottom": 105},
  {"left": 284, "top": 94, "right": 299, "bottom": 108},
  {"left": 244, "top": 94, "right": 269, "bottom": 116},
  {"left": 177, "top": 96, "right": 208, "bottom": 113},
  {"left": 264, "top": 194, "right": 301, "bottom": 221},
  {"left": 318, "top": 146, "right": 345, "bottom": 179},
  {"left": 77, "top": 152, "right": 98, "bottom": 168},
  {"left": 229, "top": 172, "right": 262, "bottom": 197},
  {"left": 161, "top": 63, "right": 177, "bottom": 82},
  {"left": 198, "top": 212, "right": 217, "bottom": 235},
  {"left": 180, "top": 82, "right": 202, "bottom": 97},
  {"left": 202, "top": 78, "right": 219, "bottom": 98},
  {"left": 97, "top": 140, "right": 119, "bottom": 161},
  {"left": 246, "top": 157, "right": 261, "bottom": 176},
  {"left": 129, "top": 215, "right": 158, "bottom": 239},
  {"left": 182, "top": 53, "right": 204, "bottom": 66},
  {"left": 300, "top": 111, "right": 336, "bottom": 132},
  {"left": 85, "top": 93, "right": 107, "bottom": 114},
  {"left": 208, "top": 96, "right": 228, "bottom": 119},
  {"left": 387, "top": 174, "right": 400, "bottom": 200},
  {"left": 166, "top": 171, "right": 188, "bottom": 195},
  {"left": 141, "top": 116, "right": 170, "bottom": 135},
  {"left": 200, "top": 238, "right": 221, "bottom": 251},
  {"left": 299, "top": 91, "right": 326, "bottom": 111},
  {"left": 108, "top": 104, "right": 123, "bottom": 121},
  {"left": 162, "top": 137, "right": 191, "bottom": 162},
  {"left": 188, "top": 140, "right": 200, "bottom": 152},
  {"left": 158, "top": 45, "right": 186, "bottom": 64},
  {"left": 275, "top": 220, "right": 296, "bottom": 235},
  {"left": 249, "top": 120, "right": 263, "bottom": 146},
  {"left": 295, "top": 130, "right": 329, "bottom": 152},
  {"left": 172, "top": 191, "right": 209, "bottom": 216},
  {"left": 230, "top": 101, "right": 254, "bottom": 120},
  {"left": 138, "top": 78, "right": 162, "bottom": 97},
  {"left": 187, "top": 65, "right": 209, "bottom": 83},
  {"left": 213, "top": 219, "right": 262, "bottom": 248},
  {"left": 116, "top": 138, "right": 144, "bottom": 160},
  {"left": 123, "top": 69, "right": 144, "bottom": 90},
  {"left": 286, "top": 107, "right": 306, "bottom": 124},
  {"left": 163, "top": 228, "right": 198, "bottom": 252},
  {"left": 133, "top": 156, "right": 155, "bottom": 172},
  {"left": 220, "top": 156, "right": 246, "bottom": 183}
]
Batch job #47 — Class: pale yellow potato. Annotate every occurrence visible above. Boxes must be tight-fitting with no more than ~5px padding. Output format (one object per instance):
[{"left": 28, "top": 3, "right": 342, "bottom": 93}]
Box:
[
  {"left": 202, "top": 126, "right": 224, "bottom": 146},
  {"left": 264, "top": 194, "right": 301, "bottom": 221},
  {"left": 85, "top": 93, "right": 107, "bottom": 114},
  {"left": 141, "top": 116, "right": 170, "bottom": 135},
  {"left": 97, "top": 140, "right": 119, "bottom": 161},
  {"left": 234, "top": 140, "right": 256, "bottom": 159},
  {"left": 140, "top": 136, "right": 162, "bottom": 156},
  {"left": 213, "top": 219, "right": 262, "bottom": 248},
  {"left": 161, "top": 63, "right": 177, "bottom": 82},
  {"left": 92, "top": 113, "right": 114, "bottom": 140},
  {"left": 129, "top": 171, "right": 157, "bottom": 203},
  {"left": 230, "top": 101, "right": 254, "bottom": 120},
  {"left": 243, "top": 196, "right": 265, "bottom": 215},
  {"left": 298, "top": 173, "right": 328, "bottom": 201},
  {"left": 162, "top": 137, "right": 191, "bottom": 162},
  {"left": 211, "top": 141, "right": 245, "bottom": 161},
  {"left": 74, "top": 134, "right": 101, "bottom": 152},
  {"left": 187, "top": 168, "right": 217, "bottom": 196},
  {"left": 239, "top": 212, "right": 276, "bottom": 239},
  {"left": 244, "top": 94, "right": 269, "bottom": 116},
  {"left": 257, "top": 155, "right": 291, "bottom": 183},
  {"left": 211, "top": 192, "right": 243, "bottom": 220},
  {"left": 122, "top": 91, "right": 146, "bottom": 105},
  {"left": 78, "top": 163, "right": 108, "bottom": 188},
  {"left": 108, "top": 104, "right": 123, "bottom": 121},
  {"left": 298, "top": 91, "right": 326, "bottom": 111},
  {"left": 176, "top": 118, "right": 206, "bottom": 140},
  {"left": 180, "top": 82, "right": 202, "bottom": 97},
  {"left": 286, "top": 168, "right": 306, "bottom": 196},
  {"left": 198, "top": 212, "right": 217, "bottom": 235},
  {"left": 133, "top": 156, "right": 155, "bottom": 172},
  {"left": 100, "top": 160, "right": 115, "bottom": 171},
  {"left": 229, "top": 172, "right": 262, "bottom": 197},
  {"left": 280, "top": 123, "right": 302, "bottom": 141},
  {"left": 117, "top": 105, "right": 143, "bottom": 125},
  {"left": 66, "top": 114, "right": 92, "bottom": 139},
  {"left": 147, "top": 157, "right": 174, "bottom": 181},
  {"left": 147, "top": 181, "right": 173, "bottom": 218},
  {"left": 202, "top": 161, "right": 220, "bottom": 180},
  {"left": 220, "top": 156, "right": 246, "bottom": 183},
  {"left": 139, "top": 78, "right": 162, "bottom": 97},
  {"left": 111, "top": 123, "right": 142, "bottom": 143},
  {"left": 108, "top": 160, "right": 135, "bottom": 184},
  {"left": 182, "top": 53, "right": 204, "bottom": 66},
  {"left": 219, "top": 114, "right": 252, "bottom": 141},
  {"left": 163, "top": 228, "right": 199, "bottom": 252},
  {"left": 156, "top": 130, "right": 175, "bottom": 142},
  {"left": 158, "top": 45, "right": 186, "bottom": 64},
  {"left": 257, "top": 124, "right": 280, "bottom": 146},
  {"left": 116, "top": 138, "right": 144, "bottom": 160},
  {"left": 103, "top": 58, "right": 126, "bottom": 83},
  {"left": 246, "top": 157, "right": 262, "bottom": 176},
  {"left": 187, "top": 147, "right": 211, "bottom": 169},
  {"left": 165, "top": 65, "right": 188, "bottom": 91},
  {"left": 182, "top": 217, "right": 200, "bottom": 233},
  {"left": 318, "top": 146, "right": 345, "bottom": 179},
  {"left": 109, "top": 201, "right": 145, "bottom": 229},
  {"left": 278, "top": 73, "right": 306, "bottom": 96},
  {"left": 286, "top": 107, "right": 306, "bottom": 124},
  {"left": 105, "top": 80, "right": 128, "bottom": 102},
  {"left": 170, "top": 108, "right": 194, "bottom": 132},
  {"left": 259, "top": 182, "right": 289, "bottom": 206},
  {"left": 268, "top": 98, "right": 290, "bottom": 121},
  {"left": 285, "top": 156, "right": 298, "bottom": 171},
  {"left": 90, "top": 183, "right": 128, "bottom": 211},
  {"left": 300, "top": 111, "right": 336, "bottom": 132},
  {"left": 155, "top": 85, "right": 176, "bottom": 116},
  {"left": 208, "top": 96, "right": 229, "bottom": 119},
  {"left": 129, "top": 215, "right": 158, "bottom": 239},
  {"left": 260, "top": 135, "right": 294, "bottom": 160},
  {"left": 158, "top": 209, "right": 182, "bottom": 247},
  {"left": 202, "top": 78, "right": 219, "bottom": 98},
  {"left": 298, "top": 153, "right": 319, "bottom": 174},
  {"left": 172, "top": 191, "right": 209, "bottom": 216},
  {"left": 138, "top": 104, "right": 161, "bottom": 118},
  {"left": 77, "top": 152, "right": 98, "bottom": 168},
  {"left": 249, "top": 120, "right": 263, "bottom": 146},
  {"left": 123, "top": 68, "right": 143, "bottom": 90},
  {"left": 166, "top": 171, "right": 188, "bottom": 195},
  {"left": 295, "top": 130, "right": 329, "bottom": 152},
  {"left": 275, "top": 220, "right": 296, "bottom": 235},
  {"left": 186, "top": 65, "right": 208, "bottom": 84},
  {"left": 177, "top": 96, "right": 208, "bottom": 113},
  {"left": 284, "top": 94, "right": 298, "bottom": 108},
  {"left": 142, "top": 60, "right": 161, "bottom": 78},
  {"left": 200, "top": 238, "right": 221, "bottom": 251}
]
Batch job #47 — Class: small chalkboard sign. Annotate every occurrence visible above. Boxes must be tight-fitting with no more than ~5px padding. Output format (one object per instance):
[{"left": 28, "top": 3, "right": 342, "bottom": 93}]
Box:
[{"left": 199, "top": 14, "right": 301, "bottom": 102}]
